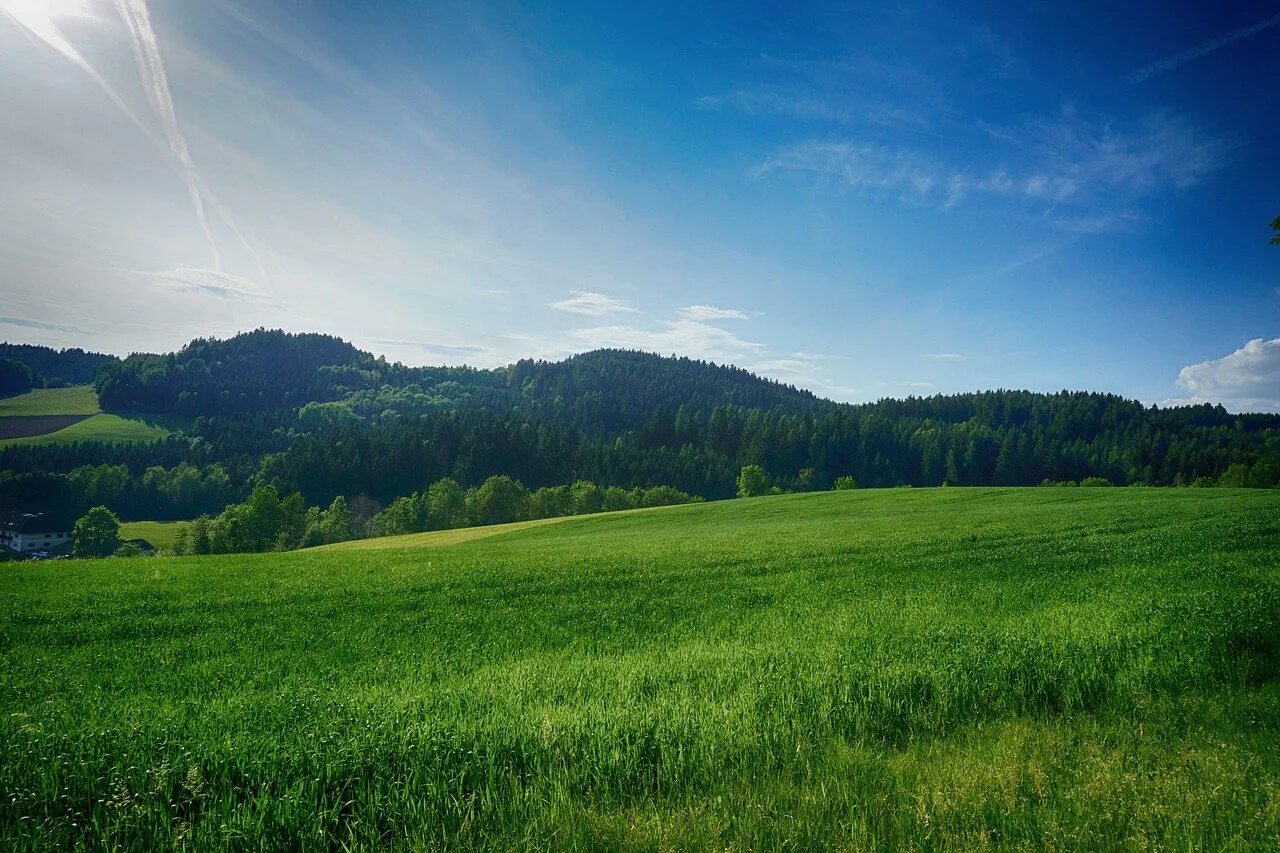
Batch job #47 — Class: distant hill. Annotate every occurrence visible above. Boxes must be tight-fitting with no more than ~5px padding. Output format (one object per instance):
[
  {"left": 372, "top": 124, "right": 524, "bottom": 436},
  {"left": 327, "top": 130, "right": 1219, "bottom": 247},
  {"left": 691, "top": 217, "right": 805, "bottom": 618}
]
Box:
[
  {"left": 505, "top": 349, "right": 831, "bottom": 437},
  {"left": 1, "top": 328, "right": 1276, "bottom": 522},
  {"left": 0, "top": 342, "right": 118, "bottom": 387},
  {"left": 96, "top": 329, "right": 373, "bottom": 414}
]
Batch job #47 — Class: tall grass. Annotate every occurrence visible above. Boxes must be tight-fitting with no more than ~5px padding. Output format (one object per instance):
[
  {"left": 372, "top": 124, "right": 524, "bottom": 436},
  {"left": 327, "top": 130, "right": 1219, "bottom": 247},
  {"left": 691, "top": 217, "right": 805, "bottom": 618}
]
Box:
[{"left": 2, "top": 488, "right": 1278, "bottom": 849}]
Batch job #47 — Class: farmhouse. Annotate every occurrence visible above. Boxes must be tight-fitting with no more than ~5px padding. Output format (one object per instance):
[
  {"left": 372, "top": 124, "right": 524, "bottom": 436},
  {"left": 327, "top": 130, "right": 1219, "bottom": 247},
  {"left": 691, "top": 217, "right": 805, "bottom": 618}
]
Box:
[{"left": 0, "top": 511, "right": 73, "bottom": 555}]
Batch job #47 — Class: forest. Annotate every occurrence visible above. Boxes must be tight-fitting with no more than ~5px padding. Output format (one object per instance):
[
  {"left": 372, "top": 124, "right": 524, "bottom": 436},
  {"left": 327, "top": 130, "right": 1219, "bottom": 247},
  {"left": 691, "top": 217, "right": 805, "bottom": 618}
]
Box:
[{"left": 0, "top": 329, "right": 1277, "bottom": 551}]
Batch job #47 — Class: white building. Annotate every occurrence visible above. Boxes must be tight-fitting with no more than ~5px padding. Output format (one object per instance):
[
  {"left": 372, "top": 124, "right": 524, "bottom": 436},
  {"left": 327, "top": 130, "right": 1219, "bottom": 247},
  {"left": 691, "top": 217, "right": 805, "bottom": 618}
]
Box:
[{"left": 0, "top": 512, "right": 73, "bottom": 555}]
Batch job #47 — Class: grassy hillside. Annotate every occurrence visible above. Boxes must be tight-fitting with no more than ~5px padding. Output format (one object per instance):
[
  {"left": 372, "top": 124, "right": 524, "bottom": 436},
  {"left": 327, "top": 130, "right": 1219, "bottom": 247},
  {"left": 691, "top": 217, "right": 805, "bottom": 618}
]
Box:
[
  {"left": 118, "top": 520, "right": 192, "bottom": 551},
  {"left": 2, "top": 488, "right": 1278, "bottom": 849},
  {"left": 0, "top": 385, "right": 179, "bottom": 447},
  {"left": 0, "top": 385, "right": 99, "bottom": 416},
  {"left": 0, "top": 412, "right": 176, "bottom": 447}
]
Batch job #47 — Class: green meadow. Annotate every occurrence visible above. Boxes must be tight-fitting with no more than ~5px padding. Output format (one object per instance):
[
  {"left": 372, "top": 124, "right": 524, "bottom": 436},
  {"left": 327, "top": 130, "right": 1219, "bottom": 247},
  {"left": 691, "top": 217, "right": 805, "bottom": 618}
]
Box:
[
  {"left": 2, "top": 488, "right": 1278, "bottom": 850},
  {"left": 0, "top": 385, "right": 179, "bottom": 447},
  {"left": 0, "top": 385, "right": 99, "bottom": 417},
  {"left": 0, "top": 412, "right": 176, "bottom": 447},
  {"left": 118, "top": 520, "right": 193, "bottom": 551}
]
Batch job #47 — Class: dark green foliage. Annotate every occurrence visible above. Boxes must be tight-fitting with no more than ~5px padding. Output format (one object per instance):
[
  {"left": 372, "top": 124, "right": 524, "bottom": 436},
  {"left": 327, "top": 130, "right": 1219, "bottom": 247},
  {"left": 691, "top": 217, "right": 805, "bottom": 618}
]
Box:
[
  {"left": 0, "top": 358, "right": 38, "bottom": 397},
  {"left": 72, "top": 505, "right": 119, "bottom": 557},
  {"left": 0, "top": 343, "right": 115, "bottom": 387},
  {"left": 2, "top": 331, "right": 1278, "bottom": 526},
  {"left": 1269, "top": 214, "right": 1280, "bottom": 246}
]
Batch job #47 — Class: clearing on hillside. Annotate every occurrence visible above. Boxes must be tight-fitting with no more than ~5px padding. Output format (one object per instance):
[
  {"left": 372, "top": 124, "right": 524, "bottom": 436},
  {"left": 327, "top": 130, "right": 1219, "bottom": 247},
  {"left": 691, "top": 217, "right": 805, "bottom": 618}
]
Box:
[
  {"left": 0, "top": 384, "right": 179, "bottom": 447},
  {"left": 117, "top": 520, "right": 193, "bottom": 551},
  {"left": 0, "top": 385, "right": 100, "bottom": 439},
  {"left": 0, "top": 385, "right": 99, "bottom": 417},
  {"left": 2, "top": 487, "right": 1278, "bottom": 849}
]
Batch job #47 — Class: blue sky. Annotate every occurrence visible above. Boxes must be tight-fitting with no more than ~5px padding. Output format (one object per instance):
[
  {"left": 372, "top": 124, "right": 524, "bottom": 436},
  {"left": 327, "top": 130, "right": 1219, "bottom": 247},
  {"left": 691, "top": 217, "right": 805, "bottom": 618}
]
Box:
[{"left": 1, "top": 1, "right": 1277, "bottom": 409}]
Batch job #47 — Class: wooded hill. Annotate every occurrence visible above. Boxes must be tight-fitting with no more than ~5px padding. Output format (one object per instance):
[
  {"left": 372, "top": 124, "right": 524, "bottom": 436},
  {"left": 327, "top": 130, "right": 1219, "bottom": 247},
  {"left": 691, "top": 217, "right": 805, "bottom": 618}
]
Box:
[{"left": 1, "top": 329, "right": 1277, "bottom": 522}]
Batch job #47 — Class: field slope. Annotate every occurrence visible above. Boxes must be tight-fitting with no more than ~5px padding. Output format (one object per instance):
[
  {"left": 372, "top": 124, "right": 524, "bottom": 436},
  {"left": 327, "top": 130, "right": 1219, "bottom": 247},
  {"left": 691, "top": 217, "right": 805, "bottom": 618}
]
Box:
[
  {"left": 0, "top": 385, "right": 179, "bottom": 447},
  {"left": 2, "top": 488, "right": 1278, "bottom": 849}
]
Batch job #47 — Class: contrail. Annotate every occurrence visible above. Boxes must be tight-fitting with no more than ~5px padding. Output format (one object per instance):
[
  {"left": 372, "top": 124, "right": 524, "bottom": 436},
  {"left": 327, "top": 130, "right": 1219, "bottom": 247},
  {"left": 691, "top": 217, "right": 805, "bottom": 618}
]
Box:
[
  {"left": 113, "top": 0, "right": 221, "bottom": 271},
  {"left": 1, "top": 8, "right": 146, "bottom": 133},
  {"left": 1125, "top": 12, "right": 1280, "bottom": 84},
  {"left": 3, "top": 2, "right": 269, "bottom": 288}
]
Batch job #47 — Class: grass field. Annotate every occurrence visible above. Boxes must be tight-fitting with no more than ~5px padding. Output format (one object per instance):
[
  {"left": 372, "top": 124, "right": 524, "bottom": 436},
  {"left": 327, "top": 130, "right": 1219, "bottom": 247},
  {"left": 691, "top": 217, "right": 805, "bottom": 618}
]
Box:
[
  {"left": 0, "top": 385, "right": 99, "bottom": 417},
  {"left": 0, "top": 385, "right": 181, "bottom": 447},
  {"left": 118, "top": 520, "right": 193, "bottom": 551},
  {"left": 2, "top": 488, "right": 1278, "bottom": 849},
  {"left": 0, "top": 413, "right": 178, "bottom": 447}
]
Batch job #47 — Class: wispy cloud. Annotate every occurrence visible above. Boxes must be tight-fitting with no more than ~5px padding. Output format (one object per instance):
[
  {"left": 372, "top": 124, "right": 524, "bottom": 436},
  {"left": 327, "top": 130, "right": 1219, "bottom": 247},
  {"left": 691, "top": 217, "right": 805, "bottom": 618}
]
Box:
[
  {"left": 753, "top": 110, "right": 1234, "bottom": 228},
  {"left": 1170, "top": 338, "right": 1280, "bottom": 413},
  {"left": 679, "top": 304, "right": 750, "bottom": 321},
  {"left": 747, "top": 351, "right": 861, "bottom": 400},
  {"left": 0, "top": 315, "right": 84, "bottom": 334},
  {"left": 139, "top": 265, "right": 269, "bottom": 301},
  {"left": 370, "top": 338, "right": 487, "bottom": 359},
  {"left": 1125, "top": 12, "right": 1280, "bottom": 84},
  {"left": 695, "top": 90, "right": 923, "bottom": 128},
  {"left": 572, "top": 318, "right": 765, "bottom": 363},
  {"left": 923, "top": 353, "right": 966, "bottom": 361},
  {"left": 550, "top": 291, "right": 639, "bottom": 316}
]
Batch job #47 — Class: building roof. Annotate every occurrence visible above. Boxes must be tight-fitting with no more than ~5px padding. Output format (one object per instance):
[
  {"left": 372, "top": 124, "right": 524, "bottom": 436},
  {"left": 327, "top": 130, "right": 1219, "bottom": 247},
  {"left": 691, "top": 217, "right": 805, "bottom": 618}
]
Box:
[{"left": 0, "top": 510, "right": 70, "bottom": 534}]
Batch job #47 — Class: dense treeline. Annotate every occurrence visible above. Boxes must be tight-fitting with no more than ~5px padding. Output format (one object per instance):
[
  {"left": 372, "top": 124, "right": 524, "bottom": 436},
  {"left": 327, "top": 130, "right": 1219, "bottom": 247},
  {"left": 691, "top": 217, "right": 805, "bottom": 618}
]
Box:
[
  {"left": 0, "top": 342, "right": 118, "bottom": 388},
  {"left": 0, "top": 357, "right": 38, "bottom": 396},
  {"left": 174, "top": 477, "right": 699, "bottom": 555},
  {"left": 3, "top": 330, "right": 1278, "bottom": 529}
]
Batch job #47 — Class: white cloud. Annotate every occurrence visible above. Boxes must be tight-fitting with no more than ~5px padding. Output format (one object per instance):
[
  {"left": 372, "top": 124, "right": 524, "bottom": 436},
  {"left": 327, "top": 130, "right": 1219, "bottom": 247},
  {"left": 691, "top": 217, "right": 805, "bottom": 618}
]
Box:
[
  {"left": 1172, "top": 338, "right": 1280, "bottom": 413},
  {"left": 678, "top": 304, "right": 749, "bottom": 321},
  {"left": 550, "top": 291, "right": 640, "bottom": 316},
  {"left": 923, "top": 352, "right": 966, "bottom": 361}
]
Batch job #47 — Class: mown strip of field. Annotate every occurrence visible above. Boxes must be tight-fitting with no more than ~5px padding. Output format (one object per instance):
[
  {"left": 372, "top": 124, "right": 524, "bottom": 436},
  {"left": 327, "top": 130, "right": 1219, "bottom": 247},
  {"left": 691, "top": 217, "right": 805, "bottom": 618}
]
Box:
[{"left": 2, "top": 487, "right": 1278, "bottom": 849}]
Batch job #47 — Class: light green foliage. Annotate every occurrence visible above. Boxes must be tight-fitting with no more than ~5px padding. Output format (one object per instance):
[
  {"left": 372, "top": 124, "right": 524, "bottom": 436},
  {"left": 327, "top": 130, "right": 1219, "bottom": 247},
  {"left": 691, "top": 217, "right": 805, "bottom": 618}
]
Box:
[
  {"left": 206, "top": 485, "right": 306, "bottom": 553},
  {"left": 736, "top": 464, "right": 771, "bottom": 497},
  {"left": 71, "top": 505, "right": 120, "bottom": 557},
  {"left": 3, "top": 488, "right": 1279, "bottom": 849},
  {"left": 467, "top": 475, "right": 529, "bottom": 525},
  {"left": 570, "top": 480, "right": 603, "bottom": 515},
  {"left": 1079, "top": 476, "right": 1112, "bottom": 487},
  {"left": 0, "top": 384, "right": 98, "bottom": 416},
  {"left": 426, "top": 477, "right": 466, "bottom": 530},
  {"left": 833, "top": 474, "right": 856, "bottom": 490}
]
